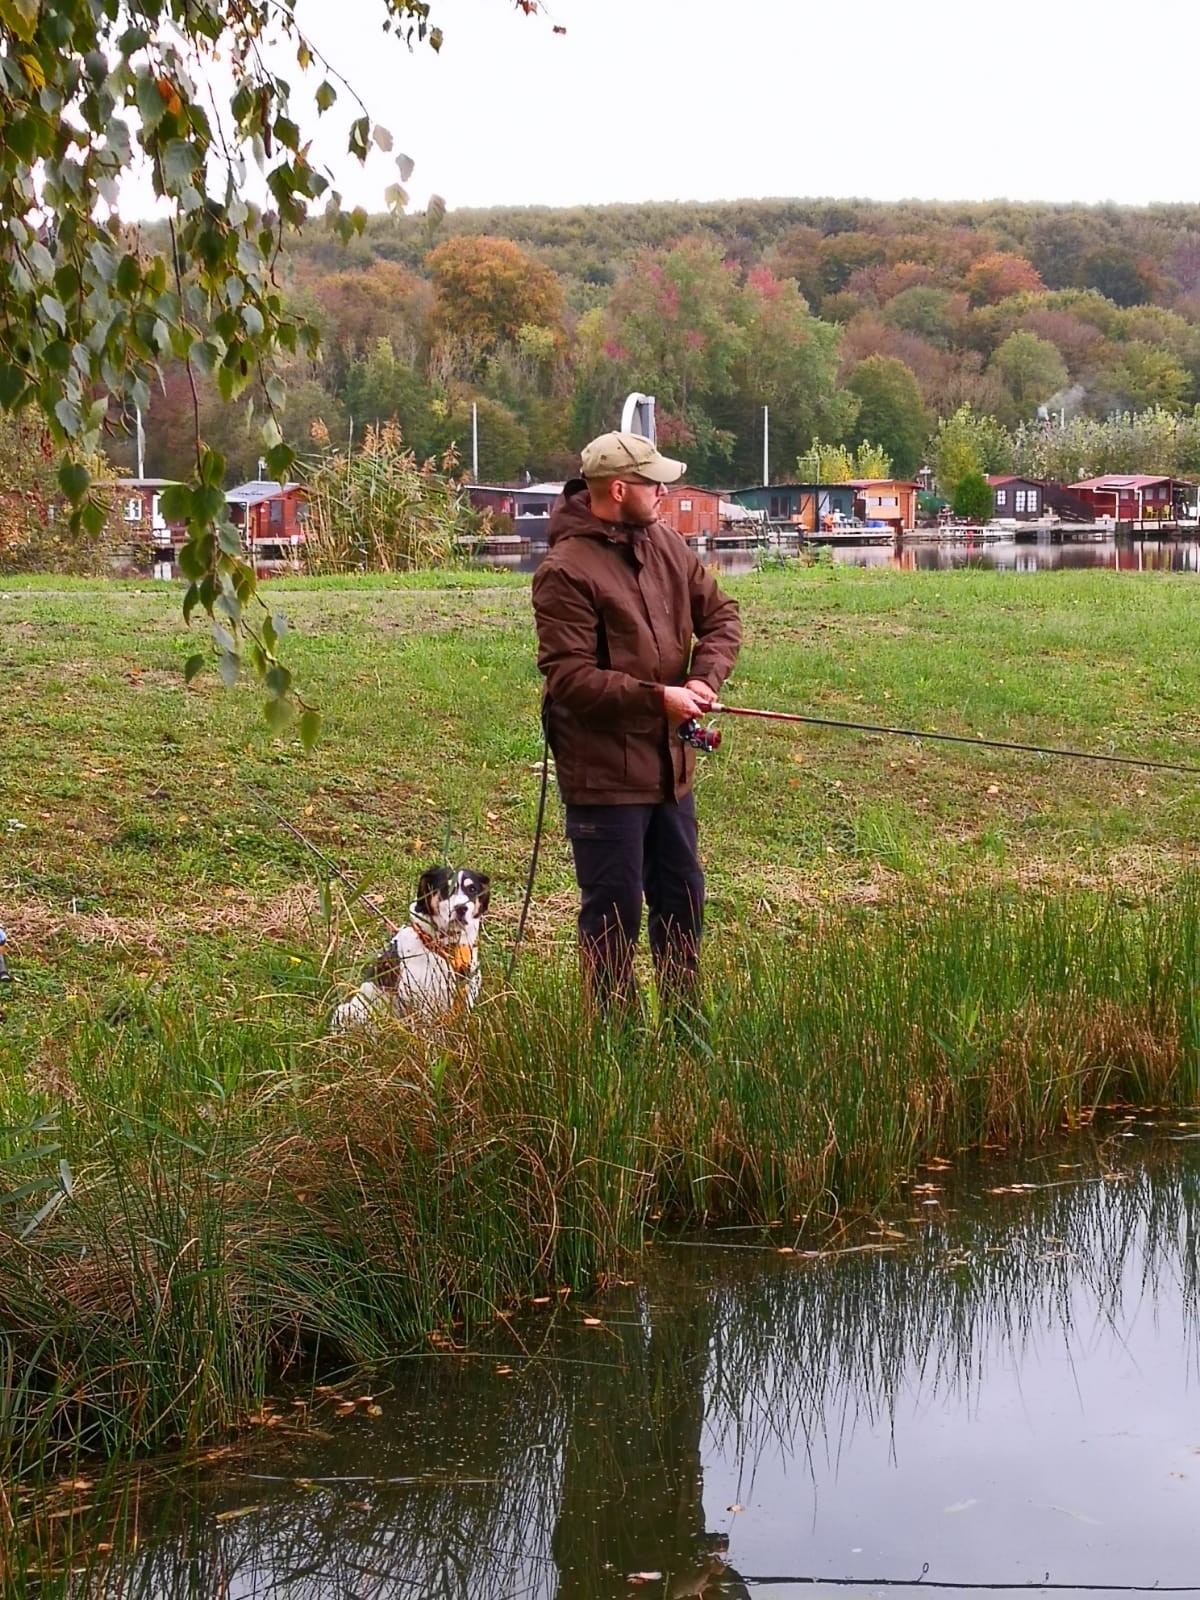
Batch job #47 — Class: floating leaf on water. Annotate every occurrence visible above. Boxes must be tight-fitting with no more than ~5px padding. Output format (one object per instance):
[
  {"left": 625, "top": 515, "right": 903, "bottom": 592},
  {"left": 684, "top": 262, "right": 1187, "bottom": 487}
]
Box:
[
  {"left": 628, "top": 1575, "right": 662, "bottom": 1586},
  {"left": 582, "top": 1317, "right": 603, "bottom": 1327},
  {"left": 215, "top": 1505, "right": 264, "bottom": 1523},
  {"left": 727, "top": 1503, "right": 744, "bottom": 1513}
]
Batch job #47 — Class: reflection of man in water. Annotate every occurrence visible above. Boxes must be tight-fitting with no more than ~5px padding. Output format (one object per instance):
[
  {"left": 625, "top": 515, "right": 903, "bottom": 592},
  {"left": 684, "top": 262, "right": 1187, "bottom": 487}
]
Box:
[{"left": 551, "top": 1284, "right": 750, "bottom": 1599}]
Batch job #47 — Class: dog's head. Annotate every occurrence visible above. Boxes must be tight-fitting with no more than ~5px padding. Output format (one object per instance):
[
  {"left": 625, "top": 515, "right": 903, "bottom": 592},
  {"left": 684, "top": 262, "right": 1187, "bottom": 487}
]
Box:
[{"left": 416, "top": 865, "right": 490, "bottom": 948}]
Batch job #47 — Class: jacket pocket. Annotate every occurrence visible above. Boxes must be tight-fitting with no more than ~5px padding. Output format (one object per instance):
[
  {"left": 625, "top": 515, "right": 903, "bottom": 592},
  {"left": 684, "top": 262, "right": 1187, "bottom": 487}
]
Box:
[{"left": 579, "top": 734, "right": 628, "bottom": 790}]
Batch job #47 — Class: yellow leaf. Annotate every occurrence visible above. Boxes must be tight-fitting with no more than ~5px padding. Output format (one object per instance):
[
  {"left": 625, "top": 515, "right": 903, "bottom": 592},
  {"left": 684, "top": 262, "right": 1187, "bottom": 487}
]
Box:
[{"left": 18, "top": 53, "right": 45, "bottom": 90}]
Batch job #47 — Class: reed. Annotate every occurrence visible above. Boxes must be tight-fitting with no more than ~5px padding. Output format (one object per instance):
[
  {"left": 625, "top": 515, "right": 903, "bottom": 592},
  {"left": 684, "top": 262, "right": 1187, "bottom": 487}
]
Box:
[{"left": 3, "top": 882, "right": 1200, "bottom": 1498}]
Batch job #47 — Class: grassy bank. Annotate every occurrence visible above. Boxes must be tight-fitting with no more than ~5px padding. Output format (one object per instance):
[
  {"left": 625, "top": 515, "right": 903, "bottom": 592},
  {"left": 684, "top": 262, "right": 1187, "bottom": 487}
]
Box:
[
  {"left": 4, "top": 565, "right": 1200, "bottom": 1481},
  {"left": 4, "top": 885, "right": 1200, "bottom": 1484}
]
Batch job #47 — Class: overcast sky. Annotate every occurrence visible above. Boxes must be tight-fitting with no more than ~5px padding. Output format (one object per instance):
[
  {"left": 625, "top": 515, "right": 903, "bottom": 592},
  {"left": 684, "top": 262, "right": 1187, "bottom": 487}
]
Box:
[{"left": 267, "top": 0, "right": 1200, "bottom": 219}]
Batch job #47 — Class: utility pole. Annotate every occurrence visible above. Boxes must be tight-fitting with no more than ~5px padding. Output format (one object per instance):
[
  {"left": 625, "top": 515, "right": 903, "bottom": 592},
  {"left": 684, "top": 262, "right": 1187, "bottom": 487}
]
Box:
[
  {"left": 762, "top": 406, "right": 769, "bottom": 485},
  {"left": 471, "top": 402, "right": 479, "bottom": 480}
]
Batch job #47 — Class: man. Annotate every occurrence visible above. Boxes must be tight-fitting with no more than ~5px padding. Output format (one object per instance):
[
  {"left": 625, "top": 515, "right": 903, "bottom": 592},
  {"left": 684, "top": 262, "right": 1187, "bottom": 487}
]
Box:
[{"left": 532, "top": 430, "right": 741, "bottom": 1009}]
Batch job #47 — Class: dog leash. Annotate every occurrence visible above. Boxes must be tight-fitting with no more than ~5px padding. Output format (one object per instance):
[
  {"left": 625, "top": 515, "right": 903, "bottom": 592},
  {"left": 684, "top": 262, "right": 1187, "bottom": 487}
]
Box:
[{"left": 506, "top": 733, "right": 551, "bottom": 981}]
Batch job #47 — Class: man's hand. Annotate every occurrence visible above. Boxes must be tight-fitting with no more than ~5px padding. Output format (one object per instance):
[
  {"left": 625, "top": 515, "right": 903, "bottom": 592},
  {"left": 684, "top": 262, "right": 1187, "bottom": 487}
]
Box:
[{"left": 662, "top": 681, "right": 714, "bottom": 722}]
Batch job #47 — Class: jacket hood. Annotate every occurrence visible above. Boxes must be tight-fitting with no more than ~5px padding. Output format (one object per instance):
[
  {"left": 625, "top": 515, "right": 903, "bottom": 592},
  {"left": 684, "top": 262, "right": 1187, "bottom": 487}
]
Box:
[{"left": 547, "top": 479, "right": 632, "bottom": 548}]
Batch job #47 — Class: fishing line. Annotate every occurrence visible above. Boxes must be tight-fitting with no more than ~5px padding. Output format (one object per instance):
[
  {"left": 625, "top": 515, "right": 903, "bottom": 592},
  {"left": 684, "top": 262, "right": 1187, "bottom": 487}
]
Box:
[
  {"left": 246, "top": 784, "right": 400, "bottom": 934},
  {"left": 712, "top": 704, "right": 1200, "bottom": 778}
]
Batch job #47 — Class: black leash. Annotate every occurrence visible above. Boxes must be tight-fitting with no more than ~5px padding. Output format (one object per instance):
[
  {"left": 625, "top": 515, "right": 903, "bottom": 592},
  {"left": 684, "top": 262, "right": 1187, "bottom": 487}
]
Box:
[
  {"left": 505, "top": 736, "right": 551, "bottom": 981},
  {"left": 714, "top": 704, "right": 1200, "bottom": 778}
]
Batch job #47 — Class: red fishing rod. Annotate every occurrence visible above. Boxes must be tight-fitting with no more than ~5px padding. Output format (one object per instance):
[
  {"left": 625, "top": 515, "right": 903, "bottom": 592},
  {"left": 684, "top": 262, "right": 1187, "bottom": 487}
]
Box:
[{"left": 676, "top": 705, "right": 1200, "bottom": 778}]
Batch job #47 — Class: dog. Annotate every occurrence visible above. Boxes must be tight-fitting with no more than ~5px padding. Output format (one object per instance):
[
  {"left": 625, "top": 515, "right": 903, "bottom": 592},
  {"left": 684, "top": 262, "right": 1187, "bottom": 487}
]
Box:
[{"left": 330, "top": 866, "right": 490, "bottom": 1034}]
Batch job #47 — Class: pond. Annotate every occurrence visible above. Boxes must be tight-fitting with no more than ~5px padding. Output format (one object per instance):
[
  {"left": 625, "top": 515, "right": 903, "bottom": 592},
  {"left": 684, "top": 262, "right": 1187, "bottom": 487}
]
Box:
[
  {"left": 42, "top": 1126, "right": 1200, "bottom": 1597},
  {"left": 480, "top": 534, "right": 1200, "bottom": 578}
]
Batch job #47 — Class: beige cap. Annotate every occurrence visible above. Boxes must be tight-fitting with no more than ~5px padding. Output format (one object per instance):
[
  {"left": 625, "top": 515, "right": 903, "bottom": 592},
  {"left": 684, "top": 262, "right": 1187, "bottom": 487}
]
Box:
[{"left": 580, "top": 431, "right": 686, "bottom": 484}]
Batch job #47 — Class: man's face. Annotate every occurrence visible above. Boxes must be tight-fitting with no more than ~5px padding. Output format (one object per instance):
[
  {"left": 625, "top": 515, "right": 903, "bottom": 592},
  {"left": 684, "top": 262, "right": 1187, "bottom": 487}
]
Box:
[{"left": 614, "top": 475, "right": 666, "bottom": 526}]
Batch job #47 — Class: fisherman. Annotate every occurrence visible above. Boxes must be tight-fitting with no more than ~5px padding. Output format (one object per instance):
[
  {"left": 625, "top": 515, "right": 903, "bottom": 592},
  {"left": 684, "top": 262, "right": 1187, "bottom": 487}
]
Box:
[{"left": 532, "top": 431, "right": 741, "bottom": 1010}]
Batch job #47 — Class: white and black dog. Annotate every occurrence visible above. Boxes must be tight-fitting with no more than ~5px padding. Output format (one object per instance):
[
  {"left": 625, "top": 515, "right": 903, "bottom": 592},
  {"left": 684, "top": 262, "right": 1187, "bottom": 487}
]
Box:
[{"left": 330, "top": 866, "right": 491, "bottom": 1034}]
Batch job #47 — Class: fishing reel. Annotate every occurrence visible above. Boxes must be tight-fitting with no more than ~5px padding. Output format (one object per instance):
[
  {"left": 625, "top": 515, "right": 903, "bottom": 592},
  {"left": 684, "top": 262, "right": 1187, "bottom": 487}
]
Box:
[{"left": 678, "top": 718, "right": 722, "bottom": 754}]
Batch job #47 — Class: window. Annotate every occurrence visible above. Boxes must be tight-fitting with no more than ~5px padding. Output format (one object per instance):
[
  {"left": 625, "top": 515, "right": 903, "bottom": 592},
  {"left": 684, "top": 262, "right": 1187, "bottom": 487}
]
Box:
[
  {"left": 879, "top": 495, "right": 898, "bottom": 508},
  {"left": 1015, "top": 490, "right": 1028, "bottom": 513},
  {"left": 995, "top": 489, "right": 1007, "bottom": 507},
  {"left": 269, "top": 498, "right": 283, "bottom": 524},
  {"left": 679, "top": 498, "right": 692, "bottom": 512},
  {"left": 125, "top": 497, "right": 142, "bottom": 522}
]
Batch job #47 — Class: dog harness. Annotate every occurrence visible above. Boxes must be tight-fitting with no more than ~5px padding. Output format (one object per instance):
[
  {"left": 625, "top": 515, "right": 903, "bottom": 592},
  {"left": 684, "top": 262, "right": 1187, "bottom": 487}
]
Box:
[{"left": 409, "top": 912, "right": 476, "bottom": 980}]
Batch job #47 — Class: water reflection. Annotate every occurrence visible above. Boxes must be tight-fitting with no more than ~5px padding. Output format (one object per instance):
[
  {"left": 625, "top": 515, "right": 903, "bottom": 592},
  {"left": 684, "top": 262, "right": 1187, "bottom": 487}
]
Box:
[
  {"left": 51, "top": 1133, "right": 1200, "bottom": 1597},
  {"left": 481, "top": 535, "right": 1200, "bottom": 578}
]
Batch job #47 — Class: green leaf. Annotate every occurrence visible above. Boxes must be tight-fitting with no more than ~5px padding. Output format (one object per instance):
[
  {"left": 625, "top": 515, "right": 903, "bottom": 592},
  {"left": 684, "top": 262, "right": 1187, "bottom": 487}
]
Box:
[
  {"left": 217, "top": 650, "right": 240, "bottom": 688},
  {"left": 264, "top": 665, "right": 292, "bottom": 698},
  {"left": 58, "top": 459, "right": 90, "bottom": 501},
  {"left": 216, "top": 522, "right": 242, "bottom": 557},
  {"left": 162, "top": 138, "right": 200, "bottom": 190},
  {"left": 41, "top": 294, "right": 67, "bottom": 333},
  {"left": 298, "top": 709, "right": 322, "bottom": 751},
  {"left": 264, "top": 696, "right": 294, "bottom": 733},
  {"left": 192, "top": 484, "right": 226, "bottom": 524},
  {"left": 183, "top": 652, "right": 205, "bottom": 683},
  {"left": 160, "top": 484, "right": 194, "bottom": 522},
  {"left": 315, "top": 80, "right": 336, "bottom": 112}
]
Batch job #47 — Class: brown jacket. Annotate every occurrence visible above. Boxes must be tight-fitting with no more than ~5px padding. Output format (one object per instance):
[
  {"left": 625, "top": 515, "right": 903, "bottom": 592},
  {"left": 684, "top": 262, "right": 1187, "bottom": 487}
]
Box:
[{"left": 532, "top": 480, "right": 741, "bottom": 805}]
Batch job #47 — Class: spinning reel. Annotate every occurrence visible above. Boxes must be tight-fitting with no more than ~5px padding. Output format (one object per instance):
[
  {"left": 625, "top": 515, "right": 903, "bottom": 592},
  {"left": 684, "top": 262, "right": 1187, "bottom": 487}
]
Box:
[{"left": 678, "top": 718, "right": 722, "bottom": 754}]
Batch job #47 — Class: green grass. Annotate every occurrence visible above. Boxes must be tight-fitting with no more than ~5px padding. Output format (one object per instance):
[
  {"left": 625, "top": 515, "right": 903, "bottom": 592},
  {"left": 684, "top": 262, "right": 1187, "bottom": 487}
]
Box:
[{"left": 5, "top": 565, "right": 1200, "bottom": 1488}]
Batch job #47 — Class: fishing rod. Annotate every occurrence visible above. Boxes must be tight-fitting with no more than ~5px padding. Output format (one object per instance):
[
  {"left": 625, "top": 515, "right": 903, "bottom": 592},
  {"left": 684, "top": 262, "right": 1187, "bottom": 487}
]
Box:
[
  {"left": 677, "top": 705, "right": 1200, "bottom": 778},
  {"left": 246, "top": 785, "right": 401, "bottom": 934}
]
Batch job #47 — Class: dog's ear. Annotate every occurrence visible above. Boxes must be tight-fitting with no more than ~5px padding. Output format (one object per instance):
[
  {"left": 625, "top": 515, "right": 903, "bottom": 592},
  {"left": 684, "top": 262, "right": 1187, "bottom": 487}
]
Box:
[
  {"left": 471, "top": 872, "right": 491, "bottom": 914},
  {"left": 416, "top": 865, "right": 449, "bottom": 917}
]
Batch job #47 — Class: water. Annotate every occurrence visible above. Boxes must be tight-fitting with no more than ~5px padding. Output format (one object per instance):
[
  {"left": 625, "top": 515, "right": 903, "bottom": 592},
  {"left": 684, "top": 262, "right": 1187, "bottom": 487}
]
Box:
[
  {"left": 37, "top": 1129, "right": 1200, "bottom": 1597},
  {"left": 480, "top": 534, "right": 1200, "bottom": 578}
]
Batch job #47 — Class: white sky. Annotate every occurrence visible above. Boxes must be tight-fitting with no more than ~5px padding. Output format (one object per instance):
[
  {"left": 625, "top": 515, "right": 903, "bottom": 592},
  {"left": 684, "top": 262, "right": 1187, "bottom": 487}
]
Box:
[
  {"left": 280, "top": 0, "right": 1200, "bottom": 216},
  {"left": 123, "top": 0, "right": 1200, "bottom": 219}
]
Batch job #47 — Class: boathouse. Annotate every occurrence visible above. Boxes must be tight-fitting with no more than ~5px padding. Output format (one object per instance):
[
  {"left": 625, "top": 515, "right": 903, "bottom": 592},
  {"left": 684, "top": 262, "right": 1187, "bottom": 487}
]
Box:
[
  {"left": 986, "top": 476, "right": 1045, "bottom": 521},
  {"left": 225, "top": 480, "right": 308, "bottom": 561},
  {"left": 729, "top": 482, "right": 856, "bottom": 530},
  {"left": 1067, "top": 475, "right": 1192, "bottom": 522},
  {"left": 848, "top": 479, "right": 918, "bottom": 533},
  {"left": 662, "top": 484, "right": 722, "bottom": 537}
]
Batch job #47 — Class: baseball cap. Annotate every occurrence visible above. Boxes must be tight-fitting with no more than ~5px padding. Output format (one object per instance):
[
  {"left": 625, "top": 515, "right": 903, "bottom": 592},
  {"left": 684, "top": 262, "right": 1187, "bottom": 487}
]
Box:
[{"left": 579, "top": 431, "right": 686, "bottom": 484}]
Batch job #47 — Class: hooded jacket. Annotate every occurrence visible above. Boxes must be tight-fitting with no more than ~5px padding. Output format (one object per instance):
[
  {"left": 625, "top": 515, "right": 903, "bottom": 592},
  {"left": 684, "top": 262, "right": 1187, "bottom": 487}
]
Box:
[{"left": 532, "top": 479, "right": 741, "bottom": 805}]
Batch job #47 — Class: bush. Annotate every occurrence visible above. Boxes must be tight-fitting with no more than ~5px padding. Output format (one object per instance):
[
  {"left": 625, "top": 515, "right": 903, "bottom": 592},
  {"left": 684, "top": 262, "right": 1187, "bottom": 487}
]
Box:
[{"left": 952, "top": 469, "right": 994, "bottom": 523}]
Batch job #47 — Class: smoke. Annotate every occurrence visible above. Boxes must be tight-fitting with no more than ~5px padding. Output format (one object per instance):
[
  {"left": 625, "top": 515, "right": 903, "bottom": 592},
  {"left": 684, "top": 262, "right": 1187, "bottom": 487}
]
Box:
[{"left": 1043, "top": 384, "right": 1088, "bottom": 422}]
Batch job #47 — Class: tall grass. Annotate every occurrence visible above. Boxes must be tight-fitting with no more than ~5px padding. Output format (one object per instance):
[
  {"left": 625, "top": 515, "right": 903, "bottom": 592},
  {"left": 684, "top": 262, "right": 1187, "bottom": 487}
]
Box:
[{"left": 3, "top": 884, "right": 1200, "bottom": 1489}]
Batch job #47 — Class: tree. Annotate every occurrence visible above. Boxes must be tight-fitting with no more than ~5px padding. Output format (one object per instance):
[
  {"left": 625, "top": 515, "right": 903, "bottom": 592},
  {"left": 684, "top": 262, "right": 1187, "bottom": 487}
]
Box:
[
  {"left": 931, "top": 403, "right": 1013, "bottom": 499},
  {"left": 989, "top": 331, "right": 1069, "bottom": 415},
  {"left": 603, "top": 238, "right": 743, "bottom": 481},
  {"left": 844, "top": 357, "right": 930, "bottom": 477},
  {"left": 797, "top": 438, "right": 893, "bottom": 482},
  {"left": 427, "top": 236, "right": 565, "bottom": 376},
  {"left": 953, "top": 469, "right": 994, "bottom": 522},
  {"left": 964, "top": 252, "right": 1046, "bottom": 307},
  {"left": 0, "top": 0, "right": 483, "bottom": 742},
  {"left": 1097, "top": 342, "right": 1191, "bottom": 412},
  {"left": 343, "top": 338, "right": 436, "bottom": 452},
  {"left": 1077, "top": 245, "right": 1151, "bottom": 308},
  {"left": 721, "top": 268, "right": 853, "bottom": 484}
]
